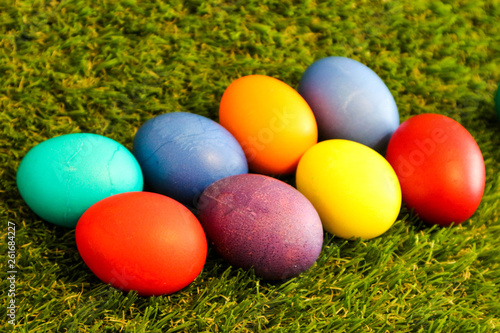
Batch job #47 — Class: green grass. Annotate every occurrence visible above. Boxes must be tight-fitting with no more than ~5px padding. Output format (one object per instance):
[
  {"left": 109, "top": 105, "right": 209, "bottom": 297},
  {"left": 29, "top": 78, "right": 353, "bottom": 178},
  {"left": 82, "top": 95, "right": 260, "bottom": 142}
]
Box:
[{"left": 1, "top": 0, "right": 500, "bottom": 332}]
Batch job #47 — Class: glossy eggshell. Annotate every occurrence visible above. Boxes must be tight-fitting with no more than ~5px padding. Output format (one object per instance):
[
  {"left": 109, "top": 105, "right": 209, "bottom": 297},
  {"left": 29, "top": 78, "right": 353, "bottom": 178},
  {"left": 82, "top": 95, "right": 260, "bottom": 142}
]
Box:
[
  {"left": 219, "top": 75, "right": 318, "bottom": 175},
  {"left": 75, "top": 191, "right": 207, "bottom": 296},
  {"left": 296, "top": 139, "right": 402, "bottom": 240},
  {"left": 298, "top": 56, "right": 400, "bottom": 153},
  {"left": 16, "top": 133, "right": 143, "bottom": 228},
  {"left": 133, "top": 112, "right": 248, "bottom": 207},
  {"left": 197, "top": 174, "right": 323, "bottom": 280},
  {"left": 386, "top": 114, "right": 485, "bottom": 226}
]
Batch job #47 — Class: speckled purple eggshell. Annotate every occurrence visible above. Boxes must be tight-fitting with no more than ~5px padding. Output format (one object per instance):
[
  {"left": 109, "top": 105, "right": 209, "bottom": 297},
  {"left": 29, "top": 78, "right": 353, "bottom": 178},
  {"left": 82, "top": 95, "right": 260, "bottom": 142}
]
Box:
[{"left": 197, "top": 174, "right": 323, "bottom": 280}]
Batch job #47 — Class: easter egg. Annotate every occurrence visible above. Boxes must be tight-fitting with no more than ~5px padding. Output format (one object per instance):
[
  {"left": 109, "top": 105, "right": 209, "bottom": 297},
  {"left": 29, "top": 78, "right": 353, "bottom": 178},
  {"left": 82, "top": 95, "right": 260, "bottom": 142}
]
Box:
[
  {"left": 16, "top": 133, "right": 143, "bottom": 228},
  {"left": 298, "top": 56, "right": 400, "bottom": 153},
  {"left": 386, "top": 113, "right": 485, "bottom": 226},
  {"left": 495, "top": 82, "right": 500, "bottom": 118},
  {"left": 197, "top": 174, "right": 323, "bottom": 280},
  {"left": 76, "top": 191, "right": 207, "bottom": 296},
  {"left": 133, "top": 112, "right": 248, "bottom": 207},
  {"left": 296, "top": 139, "right": 401, "bottom": 240},
  {"left": 219, "top": 75, "right": 318, "bottom": 175}
]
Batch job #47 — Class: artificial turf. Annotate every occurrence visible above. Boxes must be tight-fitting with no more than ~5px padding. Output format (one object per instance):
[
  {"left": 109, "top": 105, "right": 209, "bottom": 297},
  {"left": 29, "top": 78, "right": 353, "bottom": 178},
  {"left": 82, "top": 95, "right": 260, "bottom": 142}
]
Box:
[{"left": 1, "top": 0, "right": 500, "bottom": 332}]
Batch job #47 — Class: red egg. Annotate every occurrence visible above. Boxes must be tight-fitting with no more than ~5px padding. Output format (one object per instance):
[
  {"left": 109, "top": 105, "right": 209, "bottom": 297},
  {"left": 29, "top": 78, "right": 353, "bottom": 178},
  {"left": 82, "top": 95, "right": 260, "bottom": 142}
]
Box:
[
  {"left": 386, "top": 114, "right": 485, "bottom": 226},
  {"left": 75, "top": 192, "right": 207, "bottom": 296}
]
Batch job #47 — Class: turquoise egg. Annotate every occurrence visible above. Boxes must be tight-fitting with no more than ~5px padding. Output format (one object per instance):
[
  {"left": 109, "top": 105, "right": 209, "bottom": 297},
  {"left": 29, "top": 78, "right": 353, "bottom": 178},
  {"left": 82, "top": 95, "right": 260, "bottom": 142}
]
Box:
[
  {"left": 16, "top": 133, "right": 143, "bottom": 228},
  {"left": 495, "top": 82, "right": 500, "bottom": 118}
]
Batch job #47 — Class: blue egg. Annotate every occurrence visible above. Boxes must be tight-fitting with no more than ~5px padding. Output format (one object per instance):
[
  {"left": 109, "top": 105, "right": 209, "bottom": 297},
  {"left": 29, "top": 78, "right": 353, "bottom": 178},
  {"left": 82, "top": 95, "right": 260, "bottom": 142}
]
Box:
[
  {"left": 298, "top": 56, "right": 400, "bottom": 153},
  {"left": 133, "top": 112, "right": 248, "bottom": 207}
]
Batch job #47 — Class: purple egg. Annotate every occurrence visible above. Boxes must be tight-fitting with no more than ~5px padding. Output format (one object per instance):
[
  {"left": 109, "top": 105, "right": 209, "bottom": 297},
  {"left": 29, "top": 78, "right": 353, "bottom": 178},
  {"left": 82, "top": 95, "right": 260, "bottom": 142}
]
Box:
[{"left": 197, "top": 174, "right": 323, "bottom": 280}]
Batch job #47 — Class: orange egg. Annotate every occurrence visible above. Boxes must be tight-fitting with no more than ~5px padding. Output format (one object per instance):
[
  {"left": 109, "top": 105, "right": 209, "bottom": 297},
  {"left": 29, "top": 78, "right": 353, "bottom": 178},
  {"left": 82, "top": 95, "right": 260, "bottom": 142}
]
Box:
[{"left": 219, "top": 75, "right": 318, "bottom": 175}]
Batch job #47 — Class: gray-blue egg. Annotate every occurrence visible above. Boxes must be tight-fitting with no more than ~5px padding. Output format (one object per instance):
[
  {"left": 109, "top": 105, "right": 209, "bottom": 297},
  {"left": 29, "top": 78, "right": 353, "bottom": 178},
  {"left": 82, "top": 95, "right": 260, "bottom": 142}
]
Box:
[
  {"left": 133, "top": 112, "right": 248, "bottom": 207},
  {"left": 298, "top": 56, "right": 400, "bottom": 153}
]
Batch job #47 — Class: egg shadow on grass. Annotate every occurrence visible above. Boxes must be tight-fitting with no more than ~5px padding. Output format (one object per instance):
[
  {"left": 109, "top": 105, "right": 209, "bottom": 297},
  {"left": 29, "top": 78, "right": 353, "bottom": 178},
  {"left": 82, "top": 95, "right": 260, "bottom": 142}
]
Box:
[
  {"left": 202, "top": 244, "right": 260, "bottom": 279},
  {"left": 387, "top": 205, "right": 458, "bottom": 240},
  {"left": 472, "top": 104, "right": 500, "bottom": 162},
  {"left": 24, "top": 215, "right": 106, "bottom": 290},
  {"left": 201, "top": 243, "right": 310, "bottom": 289},
  {"left": 402, "top": 204, "right": 475, "bottom": 233}
]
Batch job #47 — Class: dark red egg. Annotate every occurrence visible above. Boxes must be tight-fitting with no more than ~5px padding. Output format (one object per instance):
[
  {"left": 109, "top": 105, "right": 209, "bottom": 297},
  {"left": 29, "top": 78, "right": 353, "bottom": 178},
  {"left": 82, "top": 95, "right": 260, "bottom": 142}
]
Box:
[{"left": 386, "top": 114, "right": 485, "bottom": 226}]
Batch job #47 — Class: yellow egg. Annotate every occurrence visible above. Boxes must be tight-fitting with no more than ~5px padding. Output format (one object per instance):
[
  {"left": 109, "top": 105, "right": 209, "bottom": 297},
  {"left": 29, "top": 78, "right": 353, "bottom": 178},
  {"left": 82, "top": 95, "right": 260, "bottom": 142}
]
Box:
[{"left": 296, "top": 139, "right": 402, "bottom": 240}]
